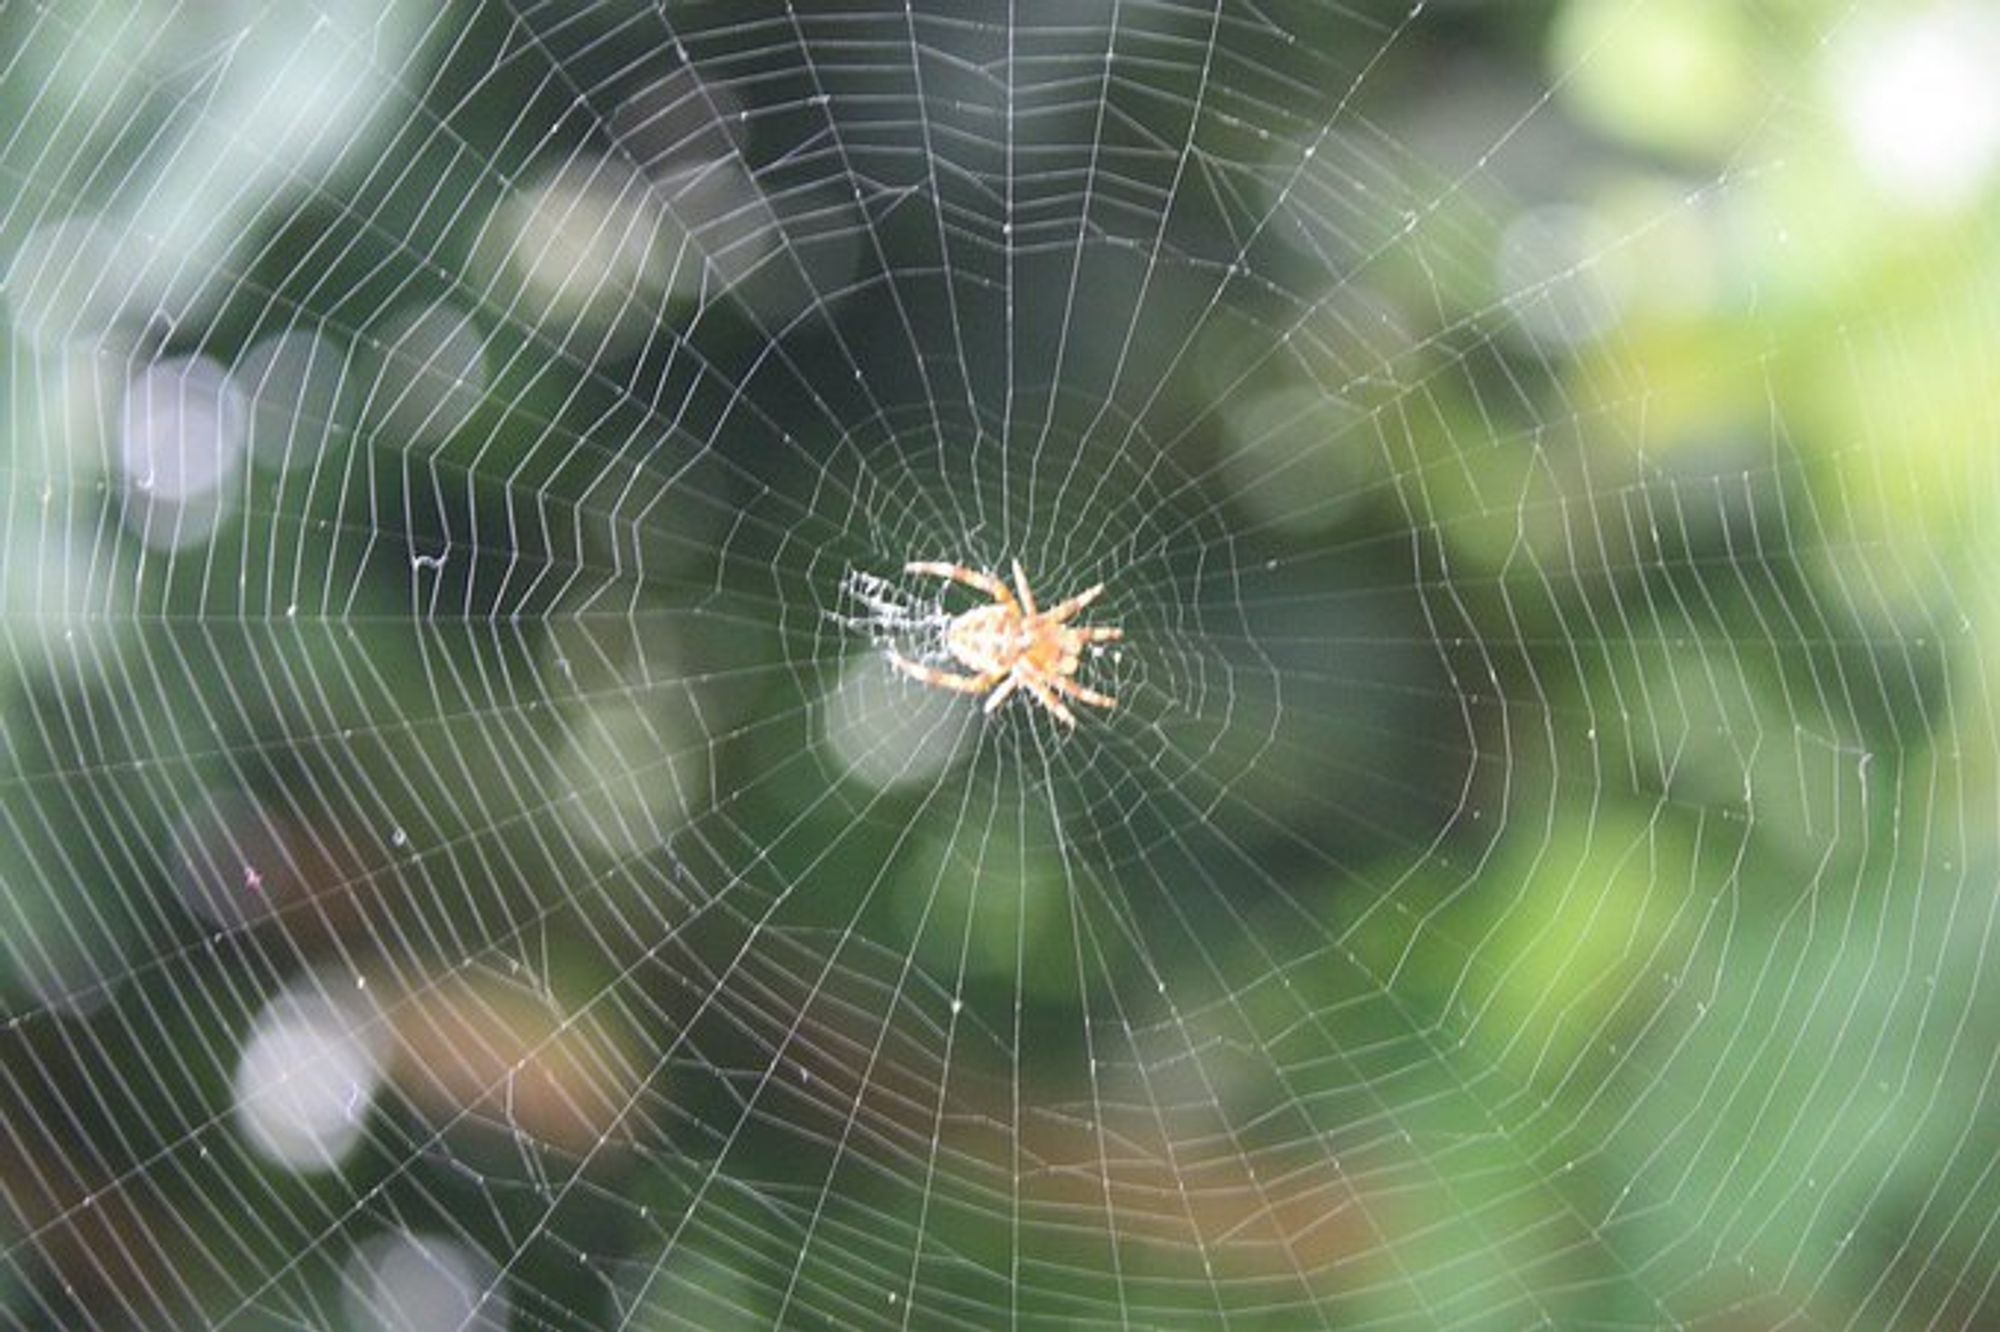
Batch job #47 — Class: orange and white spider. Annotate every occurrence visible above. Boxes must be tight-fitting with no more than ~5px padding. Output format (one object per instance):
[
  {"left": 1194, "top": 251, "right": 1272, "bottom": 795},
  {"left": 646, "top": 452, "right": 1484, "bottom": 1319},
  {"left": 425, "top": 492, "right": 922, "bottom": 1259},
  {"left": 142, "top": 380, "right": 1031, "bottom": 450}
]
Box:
[{"left": 887, "top": 560, "right": 1123, "bottom": 727}]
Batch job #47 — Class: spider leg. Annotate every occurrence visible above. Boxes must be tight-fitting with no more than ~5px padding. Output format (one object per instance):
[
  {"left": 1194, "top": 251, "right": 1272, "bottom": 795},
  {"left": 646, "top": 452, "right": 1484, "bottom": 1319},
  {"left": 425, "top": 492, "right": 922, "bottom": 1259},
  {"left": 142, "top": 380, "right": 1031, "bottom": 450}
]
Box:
[
  {"left": 1050, "top": 676, "right": 1117, "bottom": 710},
  {"left": 886, "top": 650, "right": 998, "bottom": 696},
  {"left": 982, "top": 673, "right": 1022, "bottom": 713},
  {"left": 905, "top": 562, "right": 1015, "bottom": 608},
  {"left": 1011, "top": 559, "right": 1038, "bottom": 616},
  {"left": 1045, "top": 583, "right": 1105, "bottom": 623},
  {"left": 1024, "top": 677, "right": 1079, "bottom": 728},
  {"left": 1079, "top": 624, "right": 1122, "bottom": 642}
]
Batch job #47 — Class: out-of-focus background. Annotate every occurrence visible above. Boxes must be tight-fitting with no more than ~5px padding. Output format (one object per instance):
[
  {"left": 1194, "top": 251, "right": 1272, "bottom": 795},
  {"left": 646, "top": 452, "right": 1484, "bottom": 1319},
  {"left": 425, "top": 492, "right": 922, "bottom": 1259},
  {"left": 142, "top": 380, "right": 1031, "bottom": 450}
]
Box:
[{"left": 4, "top": 1, "right": 2000, "bottom": 1327}]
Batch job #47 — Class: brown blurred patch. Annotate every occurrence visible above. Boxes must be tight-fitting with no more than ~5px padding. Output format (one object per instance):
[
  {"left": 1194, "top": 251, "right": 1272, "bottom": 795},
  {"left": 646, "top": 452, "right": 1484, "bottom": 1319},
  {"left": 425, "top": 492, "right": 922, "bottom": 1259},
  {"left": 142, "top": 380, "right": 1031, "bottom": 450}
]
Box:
[
  {"left": 0, "top": 1051, "right": 197, "bottom": 1327},
  {"left": 683, "top": 933, "right": 1389, "bottom": 1289},
  {"left": 388, "top": 971, "right": 643, "bottom": 1157},
  {"left": 176, "top": 797, "right": 378, "bottom": 952},
  {"left": 1004, "top": 1099, "right": 1384, "bottom": 1287}
]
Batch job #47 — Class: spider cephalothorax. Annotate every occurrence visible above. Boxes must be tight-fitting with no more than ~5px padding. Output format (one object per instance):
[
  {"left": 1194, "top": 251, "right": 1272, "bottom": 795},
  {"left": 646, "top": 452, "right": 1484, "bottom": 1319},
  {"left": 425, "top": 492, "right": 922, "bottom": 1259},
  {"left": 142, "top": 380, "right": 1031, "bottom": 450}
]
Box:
[{"left": 886, "top": 560, "right": 1122, "bottom": 727}]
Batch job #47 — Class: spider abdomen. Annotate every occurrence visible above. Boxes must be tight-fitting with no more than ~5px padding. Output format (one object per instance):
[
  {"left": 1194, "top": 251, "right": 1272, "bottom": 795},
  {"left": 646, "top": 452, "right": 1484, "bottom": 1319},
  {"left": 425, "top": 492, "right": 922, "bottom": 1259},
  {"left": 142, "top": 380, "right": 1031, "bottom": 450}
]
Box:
[
  {"left": 946, "top": 606, "right": 1028, "bottom": 674},
  {"left": 888, "top": 560, "right": 1122, "bottom": 727}
]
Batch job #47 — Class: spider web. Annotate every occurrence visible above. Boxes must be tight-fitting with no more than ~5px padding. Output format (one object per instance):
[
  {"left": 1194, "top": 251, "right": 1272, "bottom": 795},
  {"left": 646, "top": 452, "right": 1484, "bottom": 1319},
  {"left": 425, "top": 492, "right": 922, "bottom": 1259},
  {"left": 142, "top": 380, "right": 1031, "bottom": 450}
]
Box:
[{"left": 3, "top": 0, "right": 1999, "bottom": 1327}]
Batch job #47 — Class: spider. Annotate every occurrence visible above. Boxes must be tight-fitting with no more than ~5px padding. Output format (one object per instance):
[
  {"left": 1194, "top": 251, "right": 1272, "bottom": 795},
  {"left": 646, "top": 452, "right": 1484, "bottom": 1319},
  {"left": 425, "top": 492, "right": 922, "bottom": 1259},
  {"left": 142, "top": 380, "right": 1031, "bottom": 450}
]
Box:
[{"left": 886, "top": 560, "right": 1123, "bottom": 727}]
